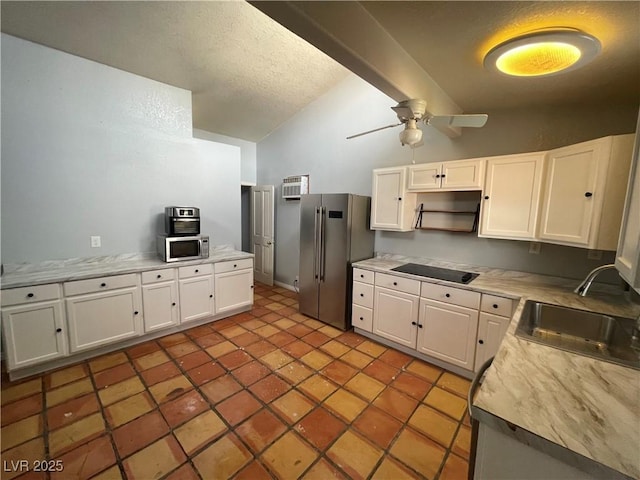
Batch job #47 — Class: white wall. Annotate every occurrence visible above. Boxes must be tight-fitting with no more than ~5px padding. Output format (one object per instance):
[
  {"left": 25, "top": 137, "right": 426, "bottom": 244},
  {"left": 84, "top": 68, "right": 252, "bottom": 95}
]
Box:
[
  {"left": 257, "top": 74, "right": 638, "bottom": 286},
  {"left": 1, "top": 34, "right": 241, "bottom": 263},
  {"left": 193, "top": 129, "right": 257, "bottom": 185}
]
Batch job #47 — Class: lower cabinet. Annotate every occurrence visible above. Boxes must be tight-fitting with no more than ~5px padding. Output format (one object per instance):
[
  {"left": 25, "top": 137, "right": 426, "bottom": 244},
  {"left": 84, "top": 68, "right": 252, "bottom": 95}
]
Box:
[
  {"left": 179, "top": 264, "right": 215, "bottom": 323},
  {"left": 416, "top": 298, "right": 479, "bottom": 370},
  {"left": 66, "top": 287, "right": 143, "bottom": 352},
  {"left": 142, "top": 281, "right": 179, "bottom": 332},
  {"left": 2, "top": 300, "right": 68, "bottom": 369},
  {"left": 475, "top": 312, "right": 511, "bottom": 369},
  {"left": 373, "top": 286, "right": 419, "bottom": 348},
  {"left": 214, "top": 260, "right": 254, "bottom": 315}
]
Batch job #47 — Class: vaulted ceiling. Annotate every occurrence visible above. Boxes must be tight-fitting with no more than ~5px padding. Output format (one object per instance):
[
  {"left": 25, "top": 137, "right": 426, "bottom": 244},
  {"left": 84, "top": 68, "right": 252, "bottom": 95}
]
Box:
[{"left": 2, "top": 1, "right": 638, "bottom": 141}]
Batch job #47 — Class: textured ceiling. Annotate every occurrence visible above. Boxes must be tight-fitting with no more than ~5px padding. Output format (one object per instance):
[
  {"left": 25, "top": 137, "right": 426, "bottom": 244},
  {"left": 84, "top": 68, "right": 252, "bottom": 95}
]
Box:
[
  {"left": 0, "top": 1, "right": 349, "bottom": 142},
  {"left": 2, "top": 1, "right": 638, "bottom": 142}
]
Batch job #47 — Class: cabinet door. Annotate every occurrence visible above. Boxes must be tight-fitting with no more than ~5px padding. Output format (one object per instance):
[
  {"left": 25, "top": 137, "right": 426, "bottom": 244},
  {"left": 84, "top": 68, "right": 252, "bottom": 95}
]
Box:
[
  {"left": 371, "top": 167, "right": 414, "bottom": 231},
  {"left": 474, "top": 312, "right": 510, "bottom": 370},
  {"left": 372, "top": 286, "right": 419, "bottom": 348},
  {"left": 441, "top": 159, "right": 485, "bottom": 190},
  {"left": 142, "top": 281, "right": 179, "bottom": 333},
  {"left": 538, "top": 140, "right": 605, "bottom": 247},
  {"left": 215, "top": 269, "right": 253, "bottom": 315},
  {"left": 407, "top": 163, "right": 441, "bottom": 191},
  {"left": 416, "top": 298, "right": 478, "bottom": 370},
  {"left": 615, "top": 135, "right": 640, "bottom": 292},
  {"left": 479, "top": 153, "right": 545, "bottom": 240},
  {"left": 66, "top": 287, "right": 142, "bottom": 352},
  {"left": 179, "top": 276, "right": 214, "bottom": 323},
  {"left": 2, "top": 301, "right": 67, "bottom": 369}
]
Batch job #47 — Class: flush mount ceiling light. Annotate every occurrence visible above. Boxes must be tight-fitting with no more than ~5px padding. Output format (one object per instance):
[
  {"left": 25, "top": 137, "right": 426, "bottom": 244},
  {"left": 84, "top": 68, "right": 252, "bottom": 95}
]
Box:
[{"left": 484, "top": 28, "right": 601, "bottom": 77}]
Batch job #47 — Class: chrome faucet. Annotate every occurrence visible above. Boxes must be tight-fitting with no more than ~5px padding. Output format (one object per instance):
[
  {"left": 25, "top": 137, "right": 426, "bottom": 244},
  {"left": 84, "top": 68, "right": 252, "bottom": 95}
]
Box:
[{"left": 574, "top": 264, "right": 617, "bottom": 296}]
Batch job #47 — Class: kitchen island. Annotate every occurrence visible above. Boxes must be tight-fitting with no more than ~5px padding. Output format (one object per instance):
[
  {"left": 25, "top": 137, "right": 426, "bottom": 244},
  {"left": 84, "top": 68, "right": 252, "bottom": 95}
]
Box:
[{"left": 353, "top": 253, "right": 639, "bottom": 480}]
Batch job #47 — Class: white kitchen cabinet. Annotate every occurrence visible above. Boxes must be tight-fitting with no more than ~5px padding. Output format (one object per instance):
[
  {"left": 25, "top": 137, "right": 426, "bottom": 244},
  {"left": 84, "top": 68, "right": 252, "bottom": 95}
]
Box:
[
  {"left": 214, "top": 259, "right": 254, "bottom": 315},
  {"left": 142, "top": 268, "right": 179, "bottom": 333},
  {"left": 1, "top": 283, "right": 68, "bottom": 370},
  {"left": 66, "top": 286, "right": 142, "bottom": 353},
  {"left": 179, "top": 265, "right": 215, "bottom": 323},
  {"left": 479, "top": 152, "right": 546, "bottom": 240},
  {"left": 407, "top": 158, "right": 484, "bottom": 191},
  {"left": 475, "top": 312, "right": 510, "bottom": 369},
  {"left": 538, "top": 134, "right": 634, "bottom": 250},
  {"left": 352, "top": 268, "right": 374, "bottom": 332},
  {"left": 371, "top": 166, "right": 417, "bottom": 231},
  {"left": 416, "top": 297, "right": 479, "bottom": 370},
  {"left": 372, "top": 285, "right": 420, "bottom": 348},
  {"left": 615, "top": 130, "right": 640, "bottom": 292}
]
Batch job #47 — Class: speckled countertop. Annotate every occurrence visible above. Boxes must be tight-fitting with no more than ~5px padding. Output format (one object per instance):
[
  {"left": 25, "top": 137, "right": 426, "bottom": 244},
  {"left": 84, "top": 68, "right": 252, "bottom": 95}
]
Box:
[
  {"left": 353, "top": 254, "right": 640, "bottom": 480},
  {"left": 0, "top": 245, "right": 253, "bottom": 289}
]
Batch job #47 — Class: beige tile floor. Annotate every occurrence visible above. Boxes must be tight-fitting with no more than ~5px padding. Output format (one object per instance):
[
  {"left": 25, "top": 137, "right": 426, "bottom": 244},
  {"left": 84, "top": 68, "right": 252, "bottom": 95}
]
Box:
[{"left": 0, "top": 283, "right": 472, "bottom": 480}]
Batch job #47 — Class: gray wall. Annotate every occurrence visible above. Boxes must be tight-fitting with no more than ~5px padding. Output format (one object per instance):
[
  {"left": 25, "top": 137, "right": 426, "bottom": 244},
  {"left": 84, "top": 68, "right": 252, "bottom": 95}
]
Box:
[
  {"left": 257, "top": 74, "right": 638, "bottom": 286},
  {"left": 1, "top": 35, "right": 242, "bottom": 263},
  {"left": 193, "top": 129, "right": 257, "bottom": 186}
]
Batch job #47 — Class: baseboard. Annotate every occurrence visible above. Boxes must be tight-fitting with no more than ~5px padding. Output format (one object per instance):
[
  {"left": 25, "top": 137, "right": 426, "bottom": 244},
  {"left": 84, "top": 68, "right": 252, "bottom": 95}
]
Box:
[{"left": 274, "top": 280, "right": 296, "bottom": 292}]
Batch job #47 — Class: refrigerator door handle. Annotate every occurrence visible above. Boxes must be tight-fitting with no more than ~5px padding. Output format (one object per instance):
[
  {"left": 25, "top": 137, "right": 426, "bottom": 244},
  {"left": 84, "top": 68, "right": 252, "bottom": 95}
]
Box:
[
  {"left": 319, "top": 206, "right": 326, "bottom": 282},
  {"left": 313, "top": 207, "right": 319, "bottom": 283}
]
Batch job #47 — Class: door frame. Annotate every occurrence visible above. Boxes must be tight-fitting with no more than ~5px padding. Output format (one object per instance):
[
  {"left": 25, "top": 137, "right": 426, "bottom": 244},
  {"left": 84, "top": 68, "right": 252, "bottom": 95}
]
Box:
[{"left": 251, "top": 185, "right": 275, "bottom": 285}]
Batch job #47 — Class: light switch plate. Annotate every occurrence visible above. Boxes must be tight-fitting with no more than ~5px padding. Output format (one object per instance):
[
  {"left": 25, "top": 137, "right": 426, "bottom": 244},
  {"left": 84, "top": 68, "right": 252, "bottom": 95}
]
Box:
[{"left": 90, "top": 236, "right": 101, "bottom": 248}]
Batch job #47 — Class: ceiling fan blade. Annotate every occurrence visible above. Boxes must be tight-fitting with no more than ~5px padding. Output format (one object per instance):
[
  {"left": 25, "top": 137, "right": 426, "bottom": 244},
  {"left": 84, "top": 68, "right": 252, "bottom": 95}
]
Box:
[
  {"left": 391, "top": 105, "right": 415, "bottom": 120},
  {"left": 427, "top": 114, "right": 488, "bottom": 128},
  {"left": 346, "top": 122, "right": 402, "bottom": 140}
]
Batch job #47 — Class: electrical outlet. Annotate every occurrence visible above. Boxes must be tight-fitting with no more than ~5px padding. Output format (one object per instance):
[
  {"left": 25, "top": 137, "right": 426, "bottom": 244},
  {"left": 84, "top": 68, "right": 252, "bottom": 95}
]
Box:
[
  {"left": 529, "top": 242, "right": 541, "bottom": 254},
  {"left": 587, "top": 249, "right": 603, "bottom": 260},
  {"left": 90, "top": 236, "right": 101, "bottom": 248},
  {"left": 295, "top": 275, "right": 299, "bottom": 284}
]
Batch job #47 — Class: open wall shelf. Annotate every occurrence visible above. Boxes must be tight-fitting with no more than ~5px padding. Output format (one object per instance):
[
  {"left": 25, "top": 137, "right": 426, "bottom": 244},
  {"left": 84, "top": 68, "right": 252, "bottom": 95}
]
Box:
[{"left": 415, "top": 203, "right": 480, "bottom": 233}]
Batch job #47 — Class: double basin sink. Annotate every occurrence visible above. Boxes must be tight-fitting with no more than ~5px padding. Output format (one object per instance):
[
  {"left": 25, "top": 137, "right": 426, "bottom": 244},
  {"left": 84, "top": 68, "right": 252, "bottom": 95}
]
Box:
[{"left": 515, "top": 300, "right": 640, "bottom": 370}]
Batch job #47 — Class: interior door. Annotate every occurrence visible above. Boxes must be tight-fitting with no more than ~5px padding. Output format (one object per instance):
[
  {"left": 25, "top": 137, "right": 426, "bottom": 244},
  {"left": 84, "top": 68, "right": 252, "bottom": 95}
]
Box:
[{"left": 251, "top": 185, "right": 275, "bottom": 285}]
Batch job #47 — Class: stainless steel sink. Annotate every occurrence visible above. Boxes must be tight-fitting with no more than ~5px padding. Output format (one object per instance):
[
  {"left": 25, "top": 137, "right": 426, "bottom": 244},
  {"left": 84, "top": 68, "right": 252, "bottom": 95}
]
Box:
[{"left": 515, "top": 301, "right": 640, "bottom": 369}]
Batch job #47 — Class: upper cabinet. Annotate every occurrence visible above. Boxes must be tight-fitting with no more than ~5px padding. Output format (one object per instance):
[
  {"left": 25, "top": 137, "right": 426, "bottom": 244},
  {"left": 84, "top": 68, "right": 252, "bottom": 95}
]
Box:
[
  {"left": 479, "top": 152, "right": 546, "bottom": 240},
  {"left": 615, "top": 133, "right": 640, "bottom": 292},
  {"left": 538, "top": 135, "right": 634, "bottom": 250},
  {"left": 407, "top": 158, "right": 485, "bottom": 191},
  {"left": 371, "top": 166, "right": 417, "bottom": 231}
]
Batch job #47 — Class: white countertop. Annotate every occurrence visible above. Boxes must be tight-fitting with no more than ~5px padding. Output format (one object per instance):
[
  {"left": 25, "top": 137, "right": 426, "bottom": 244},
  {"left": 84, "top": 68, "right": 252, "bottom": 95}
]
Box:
[
  {"left": 353, "top": 254, "right": 640, "bottom": 479},
  {"left": 0, "top": 245, "right": 253, "bottom": 289}
]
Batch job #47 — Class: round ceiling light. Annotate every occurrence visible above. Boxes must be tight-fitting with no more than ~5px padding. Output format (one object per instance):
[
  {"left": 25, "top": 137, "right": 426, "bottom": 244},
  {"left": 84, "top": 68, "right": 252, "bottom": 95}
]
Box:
[{"left": 484, "top": 29, "right": 601, "bottom": 77}]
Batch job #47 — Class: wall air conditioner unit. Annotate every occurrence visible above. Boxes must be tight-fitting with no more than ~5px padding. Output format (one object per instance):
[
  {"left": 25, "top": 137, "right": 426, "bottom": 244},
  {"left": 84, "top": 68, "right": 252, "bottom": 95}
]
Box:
[{"left": 282, "top": 175, "right": 309, "bottom": 200}]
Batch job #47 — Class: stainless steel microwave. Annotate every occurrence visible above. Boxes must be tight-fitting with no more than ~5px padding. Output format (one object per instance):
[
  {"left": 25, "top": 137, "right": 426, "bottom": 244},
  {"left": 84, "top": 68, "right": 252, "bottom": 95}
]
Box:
[
  {"left": 165, "top": 206, "right": 200, "bottom": 236},
  {"left": 157, "top": 234, "right": 209, "bottom": 262}
]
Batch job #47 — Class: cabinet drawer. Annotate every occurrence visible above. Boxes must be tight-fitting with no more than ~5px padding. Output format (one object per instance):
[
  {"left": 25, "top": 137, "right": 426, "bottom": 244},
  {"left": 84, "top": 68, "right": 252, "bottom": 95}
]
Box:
[
  {"left": 142, "top": 268, "right": 176, "bottom": 284},
  {"left": 375, "top": 273, "right": 421, "bottom": 295},
  {"left": 353, "top": 268, "right": 374, "bottom": 285},
  {"left": 480, "top": 294, "right": 514, "bottom": 317},
  {"left": 353, "top": 282, "right": 374, "bottom": 308},
  {"left": 178, "top": 263, "right": 213, "bottom": 279},
  {"left": 1, "top": 284, "right": 61, "bottom": 307},
  {"left": 214, "top": 258, "right": 253, "bottom": 274},
  {"left": 352, "top": 304, "right": 373, "bottom": 332},
  {"left": 421, "top": 283, "right": 480, "bottom": 309},
  {"left": 64, "top": 274, "right": 138, "bottom": 297}
]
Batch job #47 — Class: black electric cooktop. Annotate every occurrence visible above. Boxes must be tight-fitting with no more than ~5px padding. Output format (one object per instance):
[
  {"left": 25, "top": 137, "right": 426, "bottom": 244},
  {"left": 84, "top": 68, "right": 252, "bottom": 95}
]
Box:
[{"left": 390, "top": 263, "right": 479, "bottom": 284}]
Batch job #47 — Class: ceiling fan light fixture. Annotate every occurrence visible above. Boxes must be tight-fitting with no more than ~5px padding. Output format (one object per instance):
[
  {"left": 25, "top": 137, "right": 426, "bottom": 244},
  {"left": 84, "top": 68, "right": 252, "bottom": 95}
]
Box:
[
  {"left": 399, "top": 119, "right": 422, "bottom": 146},
  {"left": 484, "top": 28, "right": 601, "bottom": 77}
]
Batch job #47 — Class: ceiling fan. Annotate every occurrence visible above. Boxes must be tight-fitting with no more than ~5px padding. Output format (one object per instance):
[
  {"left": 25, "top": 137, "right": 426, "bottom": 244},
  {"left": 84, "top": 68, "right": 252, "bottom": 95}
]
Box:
[{"left": 346, "top": 99, "right": 488, "bottom": 148}]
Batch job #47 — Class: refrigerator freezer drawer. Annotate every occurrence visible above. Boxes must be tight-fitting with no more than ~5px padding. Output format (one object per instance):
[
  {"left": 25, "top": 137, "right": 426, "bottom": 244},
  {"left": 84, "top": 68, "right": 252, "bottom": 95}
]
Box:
[
  {"left": 353, "top": 268, "right": 374, "bottom": 285},
  {"left": 353, "top": 282, "right": 374, "bottom": 308}
]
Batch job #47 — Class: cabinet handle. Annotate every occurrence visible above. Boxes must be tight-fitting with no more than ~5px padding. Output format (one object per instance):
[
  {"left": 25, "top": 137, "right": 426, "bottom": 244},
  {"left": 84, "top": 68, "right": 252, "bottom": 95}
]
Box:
[
  {"left": 27, "top": 293, "right": 34, "bottom": 298},
  {"left": 484, "top": 196, "right": 489, "bottom": 200},
  {"left": 209, "top": 294, "right": 213, "bottom": 298},
  {"left": 157, "top": 274, "right": 162, "bottom": 279},
  {"left": 411, "top": 321, "right": 417, "bottom": 326},
  {"left": 441, "top": 174, "right": 446, "bottom": 178},
  {"left": 233, "top": 264, "right": 237, "bottom": 268},
  {"left": 250, "top": 285, "right": 254, "bottom": 289},
  {"left": 445, "top": 293, "right": 451, "bottom": 298},
  {"left": 393, "top": 282, "right": 398, "bottom": 286},
  {"left": 435, "top": 174, "right": 441, "bottom": 178},
  {"left": 100, "top": 283, "right": 106, "bottom": 287},
  {"left": 585, "top": 192, "right": 593, "bottom": 198},
  {"left": 359, "top": 316, "right": 364, "bottom": 321},
  {"left": 478, "top": 339, "right": 484, "bottom": 344},
  {"left": 172, "top": 302, "right": 176, "bottom": 306},
  {"left": 493, "top": 304, "right": 498, "bottom": 309},
  {"left": 360, "top": 274, "right": 364, "bottom": 278},
  {"left": 195, "top": 269, "right": 199, "bottom": 273},
  {"left": 360, "top": 293, "right": 364, "bottom": 297},
  {"left": 134, "top": 311, "right": 139, "bottom": 315},
  {"left": 398, "top": 197, "right": 402, "bottom": 201},
  {"left": 56, "top": 328, "right": 62, "bottom": 333},
  {"left": 418, "top": 323, "right": 423, "bottom": 328}
]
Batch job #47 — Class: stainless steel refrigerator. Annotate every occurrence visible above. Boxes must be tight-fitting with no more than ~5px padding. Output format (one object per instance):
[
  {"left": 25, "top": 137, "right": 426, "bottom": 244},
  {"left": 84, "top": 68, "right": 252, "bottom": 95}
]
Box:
[{"left": 299, "top": 194, "right": 375, "bottom": 330}]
